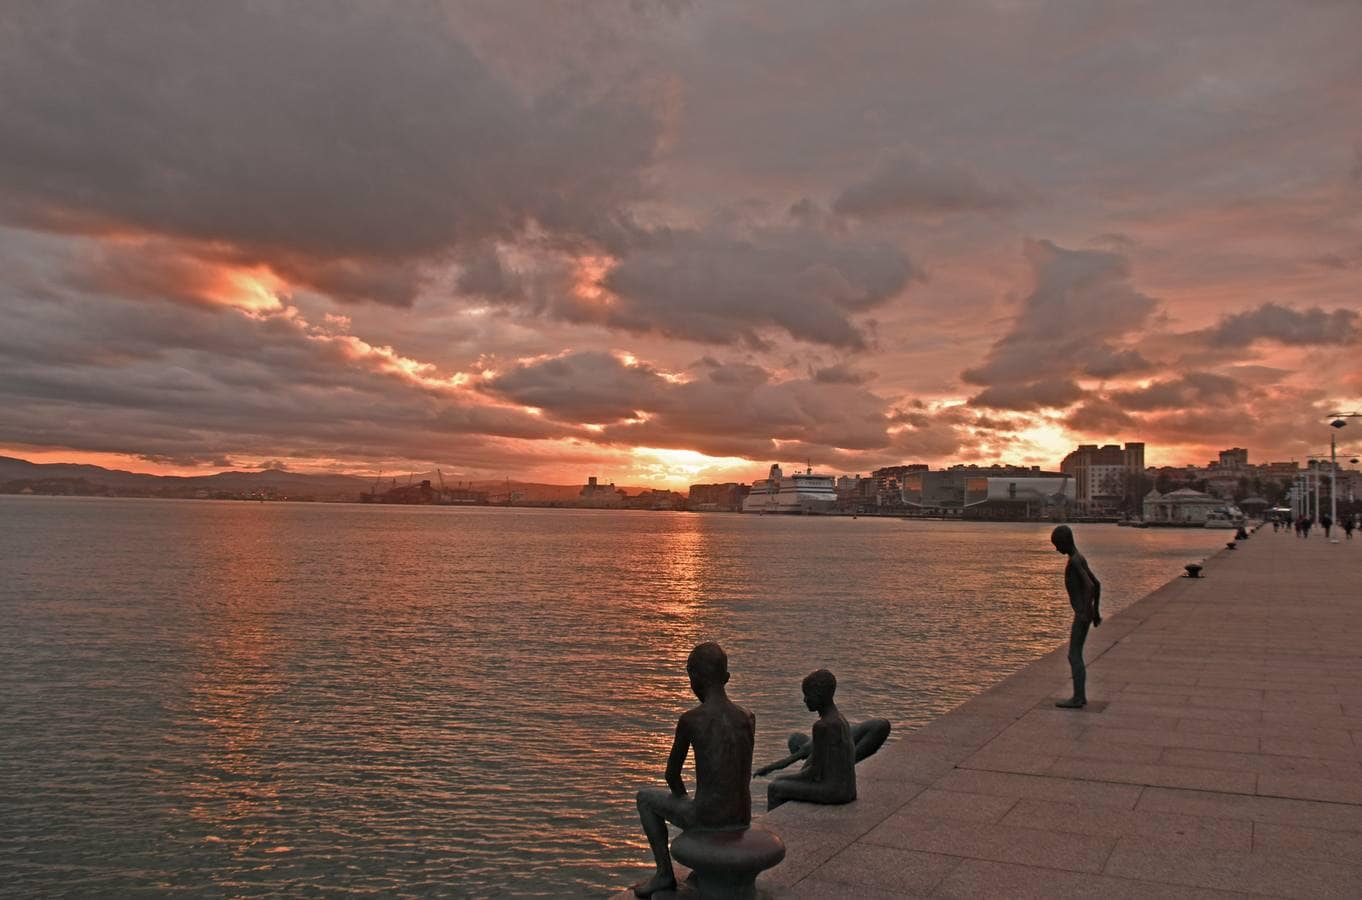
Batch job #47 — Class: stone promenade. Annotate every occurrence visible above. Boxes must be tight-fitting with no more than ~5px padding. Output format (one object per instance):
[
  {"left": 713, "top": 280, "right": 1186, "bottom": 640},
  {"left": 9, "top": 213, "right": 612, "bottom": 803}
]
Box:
[{"left": 621, "top": 527, "right": 1362, "bottom": 898}]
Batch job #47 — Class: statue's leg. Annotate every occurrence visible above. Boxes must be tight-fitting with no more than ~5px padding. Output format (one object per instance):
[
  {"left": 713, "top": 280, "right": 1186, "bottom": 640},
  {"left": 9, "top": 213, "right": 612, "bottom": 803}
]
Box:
[
  {"left": 1070, "top": 620, "right": 1089, "bottom": 702},
  {"left": 769, "top": 777, "right": 853, "bottom": 808},
  {"left": 633, "top": 789, "right": 693, "bottom": 896},
  {"left": 852, "top": 719, "right": 891, "bottom": 761},
  {"left": 787, "top": 733, "right": 811, "bottom": 755},
  {"left": 1058, "top": 619, "right": 1089, "bottom": 708},
  {"left": 767, "top": 779, "right": 784, "bottom": 811}
]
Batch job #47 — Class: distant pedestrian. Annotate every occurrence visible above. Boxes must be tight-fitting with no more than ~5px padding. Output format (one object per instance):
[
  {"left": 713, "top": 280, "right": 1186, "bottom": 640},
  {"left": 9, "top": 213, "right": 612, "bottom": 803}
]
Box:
[
  {"left": 1345, "top": 516, "right": 1356, "bottom": 540},
  {"left": 1321, "top": 513, "right": 1333, "bottom": 539},
  {"left": 1272, "top": 519, "right": 1280, "bottom": 533},
  {"left": 1303, "top": 517, "right": 1313, "bottom": 539},
  {"left": 1295, "top": 516, "right": 1305, "bottom": 538}
]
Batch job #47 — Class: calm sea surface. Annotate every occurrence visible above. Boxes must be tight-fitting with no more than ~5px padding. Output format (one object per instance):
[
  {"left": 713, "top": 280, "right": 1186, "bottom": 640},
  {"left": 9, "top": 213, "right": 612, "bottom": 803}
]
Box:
[{"left": 0, "top": 497, "right": 1229, "bottom": 896}]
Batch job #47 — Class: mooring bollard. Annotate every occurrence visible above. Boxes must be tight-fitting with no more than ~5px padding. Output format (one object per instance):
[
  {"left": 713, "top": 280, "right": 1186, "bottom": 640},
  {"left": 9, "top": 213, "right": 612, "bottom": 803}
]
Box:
[
  {"left": 1226, "top": 541, "right": 1236, "bottom": 550},
  {"left": 1184, "top": 563, "right": 1203, "bottom": 578}
]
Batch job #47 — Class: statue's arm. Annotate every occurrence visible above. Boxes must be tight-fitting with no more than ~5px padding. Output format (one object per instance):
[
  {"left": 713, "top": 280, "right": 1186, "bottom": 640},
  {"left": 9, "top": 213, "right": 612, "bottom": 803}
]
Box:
[
  {"left": 664, "top": 721, "right": 690, "bottom": 796},
  {"left": 1080, "top": 555, "right": 1102, "bottom": 621},
  {"left": 754, "top": 745, "right": 809, "bottom": 778}
]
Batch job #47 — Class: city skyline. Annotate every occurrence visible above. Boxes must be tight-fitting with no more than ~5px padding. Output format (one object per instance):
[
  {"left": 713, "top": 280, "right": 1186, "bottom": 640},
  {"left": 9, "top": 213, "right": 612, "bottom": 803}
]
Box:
[{"left": 2, "top": 2, "right": 1361, "bottom": 488}]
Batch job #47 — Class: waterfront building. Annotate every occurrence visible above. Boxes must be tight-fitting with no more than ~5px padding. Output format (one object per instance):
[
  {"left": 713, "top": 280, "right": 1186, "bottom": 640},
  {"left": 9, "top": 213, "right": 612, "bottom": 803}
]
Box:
[
  {"left": 687, "top": 482, "right": 750, "bottom": 512},
  {"left": 625, "top": 489, "right": 686, "bottom": 510},
  {"left": 1198, "top": 469, "right": 1241, "bottom": 499},
  {"left": 1218, "top": 448, "right": 1249, "bottom": 468},
  {"left": 741, "top": 463, "right": 837, "bottom": 514},
  {"left": 1060, "top": 442, "right": 1145, "bottom": 514},
  {"left": 578, "top": 476, "right": 625, "bottom": 508},
  {"left": 870, "top": 464, "right": 928, "bottom": 506},
  {"left": 901, "top": 466, "right": 1072, "bottom": 519},
  {"left": 368, "top": 478, "right": 488, "bottom": 505},
  {"left": 1142, "top": 487, "right": 1226, "bottom": 525}
]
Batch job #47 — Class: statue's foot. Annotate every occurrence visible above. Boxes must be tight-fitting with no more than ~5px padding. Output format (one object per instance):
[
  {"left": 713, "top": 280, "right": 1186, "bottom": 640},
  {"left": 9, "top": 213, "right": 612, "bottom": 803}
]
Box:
[
  {"left": 1055, "top": 697, "right": 1086, "bottom": 709},
  {"left": 632, "top": 871, "right": 677, "bottom": 898}
]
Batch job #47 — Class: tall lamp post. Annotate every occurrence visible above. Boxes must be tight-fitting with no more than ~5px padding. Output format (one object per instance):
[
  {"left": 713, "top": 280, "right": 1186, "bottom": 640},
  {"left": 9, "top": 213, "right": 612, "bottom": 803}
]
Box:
[{"left": 1327, "top": 412, "right": 1361, "bottom": 544}]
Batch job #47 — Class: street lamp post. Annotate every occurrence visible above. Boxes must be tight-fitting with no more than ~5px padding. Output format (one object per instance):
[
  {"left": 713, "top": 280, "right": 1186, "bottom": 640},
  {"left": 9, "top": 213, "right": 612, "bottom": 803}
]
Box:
[
  {"left": 1327, "top": 412, "right": 1360, "bottom": 544},
  {"left": 1330, "top": 425, "right": 1341, "bottom": 542}
]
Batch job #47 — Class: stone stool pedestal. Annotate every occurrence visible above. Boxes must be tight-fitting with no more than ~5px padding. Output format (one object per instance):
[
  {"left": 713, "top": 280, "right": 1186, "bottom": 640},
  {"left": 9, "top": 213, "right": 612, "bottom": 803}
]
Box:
[{"left": 670, "top": 825, "right": 785, "bottom": 900}]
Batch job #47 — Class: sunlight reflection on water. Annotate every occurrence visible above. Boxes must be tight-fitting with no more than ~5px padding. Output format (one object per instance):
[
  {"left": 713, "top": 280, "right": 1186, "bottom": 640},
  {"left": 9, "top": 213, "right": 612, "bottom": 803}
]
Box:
[{"left": 0, "top": 497, "right": 1227, "bottom": 895}]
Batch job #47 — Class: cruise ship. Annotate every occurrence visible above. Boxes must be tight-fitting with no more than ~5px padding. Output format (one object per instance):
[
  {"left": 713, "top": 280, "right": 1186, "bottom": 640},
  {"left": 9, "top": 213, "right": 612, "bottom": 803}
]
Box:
[{"left": 741, "top": 463, "right": 837, "bottom": 514}]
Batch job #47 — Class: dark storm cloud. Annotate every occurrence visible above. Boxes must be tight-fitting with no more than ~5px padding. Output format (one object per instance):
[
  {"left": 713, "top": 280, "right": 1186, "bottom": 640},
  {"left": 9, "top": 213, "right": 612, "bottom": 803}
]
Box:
[
  {"left": 481, "top": 350, "right": 949, "bottom": 461},
  {"left": 1107, "top": 372, "right": 1242, "bottom": 412},
  {"left": 964, "top": 240, "right": 1157, "bottom": 410},
  {"left": 4, "top": 0, "right": 1361, "bottom": 474},
  {"left": 485, "top": 351, "right": 671, "bottom": 422},
  {"left": 969, "top": 379, "right": 1087, "bottom": 413},
  {"left": 0, "top": 1, "right": 662, "bottom": 304},
  {"left": 0, "top": 273, "right": 577, "bottom": 466},
  {"left": 1065, "top": 402, "right": 1135, "bottom": 433},
  {"left": 461, "top": 219, "right": 917, "bottom": 348},
  {"left": 599, "top": 223, "right": 916, "bottom": 349},
  {"left": 1311, "top": 246, "right": 1362, "bottom": 271},
  {"left": 811, "top": 363, "right": 873, "bottom": 385},
  {"left": 1197, "top": 302, "right": 1360, "bottom": 348},
  {"left": 833, "top": 150, "right": 1021, "bottom": 219}
]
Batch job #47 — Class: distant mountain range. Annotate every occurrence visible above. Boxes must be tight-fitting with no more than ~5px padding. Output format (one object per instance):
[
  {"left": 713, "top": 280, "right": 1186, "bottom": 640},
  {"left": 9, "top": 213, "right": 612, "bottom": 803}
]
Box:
[{"left": 0, "top": 456, "right": 644, "bottom": 502}]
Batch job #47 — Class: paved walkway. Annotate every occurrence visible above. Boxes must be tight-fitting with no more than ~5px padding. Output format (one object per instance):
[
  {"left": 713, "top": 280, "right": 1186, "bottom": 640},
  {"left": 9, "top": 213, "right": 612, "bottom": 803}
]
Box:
[{"left": 619, "top": 527, "right": 1362, "bottom": 898}]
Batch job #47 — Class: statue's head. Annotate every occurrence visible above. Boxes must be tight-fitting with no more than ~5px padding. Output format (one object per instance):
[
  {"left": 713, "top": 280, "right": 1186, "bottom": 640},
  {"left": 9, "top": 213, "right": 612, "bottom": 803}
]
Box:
[
  {"left": 802, "top": 668, "right": 836, "bottom": 711},
  {"left": 687, "top": 642, "right": 730, "bottom": 698},
  {"left": 1050, "top": 524, "right": 1075, "bottom": 554}
]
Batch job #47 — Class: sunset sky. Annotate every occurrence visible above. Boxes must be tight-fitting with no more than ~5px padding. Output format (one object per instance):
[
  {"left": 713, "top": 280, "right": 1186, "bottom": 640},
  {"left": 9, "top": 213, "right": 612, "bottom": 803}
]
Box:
[{"left": 2, "top": 1, "right": 1360, "bottom": 488}]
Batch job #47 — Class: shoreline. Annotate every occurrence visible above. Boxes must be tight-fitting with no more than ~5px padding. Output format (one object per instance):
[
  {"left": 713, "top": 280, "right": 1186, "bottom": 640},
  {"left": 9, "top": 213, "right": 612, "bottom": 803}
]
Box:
[{"left": 2, "top": 494, "right": 1194, "bottom": 527}]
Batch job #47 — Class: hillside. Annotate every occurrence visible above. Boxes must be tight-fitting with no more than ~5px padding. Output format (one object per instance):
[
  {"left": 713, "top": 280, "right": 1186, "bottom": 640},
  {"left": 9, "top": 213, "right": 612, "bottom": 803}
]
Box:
[{"left": 0, "top": 457, "right": 650, "bottom": 502}]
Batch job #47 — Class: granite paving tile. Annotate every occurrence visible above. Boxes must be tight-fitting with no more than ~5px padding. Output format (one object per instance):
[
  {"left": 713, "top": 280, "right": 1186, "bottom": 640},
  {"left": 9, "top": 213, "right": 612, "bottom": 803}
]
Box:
[
  {"left": 784, "top": 844, "right": 959, "bottom": 897},
  {"left": 1071, "top": 724, "right": 1260, "bottom": 754},
  {"left": 1103, "top": 843, "right": 1362, "bottom": 899},
  {"left": 999, "top": 797, "right": 1252, "bottom": 851},
  {"left": 894, "top": 788, "right": 1019, "bottom": 823},
  {"left": 956, "top": 746, "right": 1057, "bottom": 775},
  {"left": 1046, "top": 757, "right": 1258, "bottom": 794},
  {"left": 1251, "top": 821, "right": 1362, "bottom": 862},
  {"left": 1162, "top": 746, "right": 1362, "bottom": 780},
  {"left": 778, "top": 878, "right": 928, "bottom": 899},
  {"left": 934, "top": 768, "right": 1144, "bottom": 809},
  {"left": 1257, "top": 772, "right": 1362, "bottom": 805},
  {"left": 1137, "top": 786, "right": 1362, "bottom": 833},
  {"left": 933, "top": 858, "right": 1250, "bottom": 900},
  {"left": 757, "top": 824, "right": 859, "bottom": 890},
  {"left": 859, "top": 814, "right": 1115, "bottom": 873},
  {"left": 1258, "top": 736, "right": 1362, "bottom": 762}
]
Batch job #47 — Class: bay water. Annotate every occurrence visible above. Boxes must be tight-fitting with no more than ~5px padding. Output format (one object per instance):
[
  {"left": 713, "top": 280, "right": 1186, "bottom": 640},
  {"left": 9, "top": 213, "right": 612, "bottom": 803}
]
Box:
[{"left": 0, "top": 497, "right": 1228, "bottom": 895}]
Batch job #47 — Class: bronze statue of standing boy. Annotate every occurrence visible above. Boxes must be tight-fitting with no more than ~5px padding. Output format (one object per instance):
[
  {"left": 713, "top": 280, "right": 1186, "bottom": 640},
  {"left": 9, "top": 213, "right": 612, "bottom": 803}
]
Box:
[{"left": 1051, "top": 525, "right": 1101, "bottom": 709}]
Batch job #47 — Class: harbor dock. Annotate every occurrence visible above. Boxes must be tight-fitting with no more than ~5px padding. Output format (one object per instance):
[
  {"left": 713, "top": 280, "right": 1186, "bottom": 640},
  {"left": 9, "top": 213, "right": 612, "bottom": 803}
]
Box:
[{"left": 621, "top": 529, "right": 1362, "bottom": 898}]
